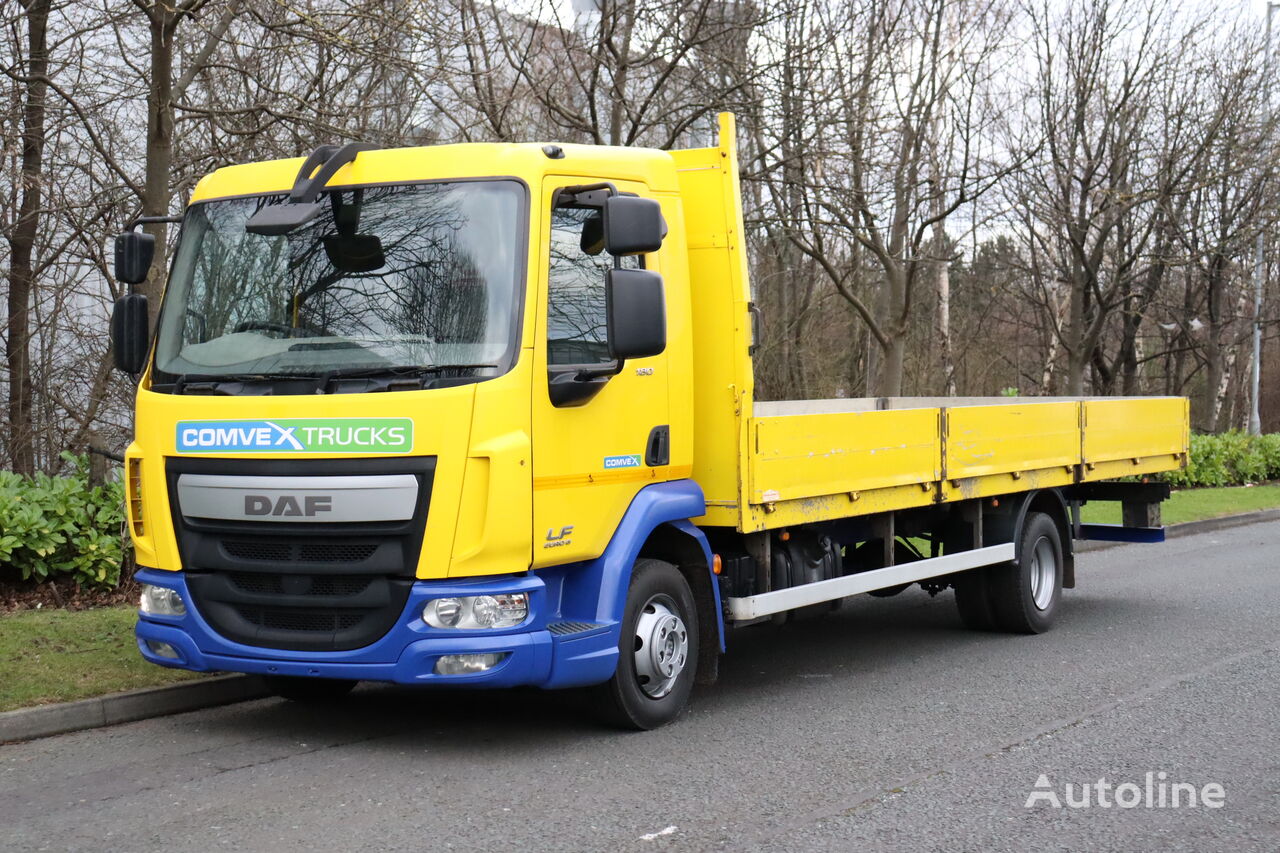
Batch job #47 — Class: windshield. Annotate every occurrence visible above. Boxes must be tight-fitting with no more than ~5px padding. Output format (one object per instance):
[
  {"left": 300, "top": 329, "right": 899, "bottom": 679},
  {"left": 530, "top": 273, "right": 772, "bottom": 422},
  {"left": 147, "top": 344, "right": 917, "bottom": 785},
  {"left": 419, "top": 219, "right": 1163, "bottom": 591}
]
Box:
[{"left": 152, "top": 180, "right": 525, "bottom": 390}]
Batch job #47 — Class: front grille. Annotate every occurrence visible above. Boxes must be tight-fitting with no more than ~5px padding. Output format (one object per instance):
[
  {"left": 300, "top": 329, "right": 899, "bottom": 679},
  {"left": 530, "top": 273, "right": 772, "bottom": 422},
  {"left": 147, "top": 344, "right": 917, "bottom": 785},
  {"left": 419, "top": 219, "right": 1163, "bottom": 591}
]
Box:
[
  {"left": 228, "top": 572, "right": 373, "bottom": 597},
  {"left": 222, "top": 540, "right": 377, "bottom": 565},
  {"left": 187, "top": 570, "right": 413, "bottom": 651},
  {"left": 299, "top": 542, "right": 377, "bottom": 563},
  {"left": 235, "top": 606, "right": 365, "bottom": 632},
  {"left": 168, "top": 456, "right": 433, "bottom": 652},
  {"left": 224, "top": 541, "right": 291, "bottom": 562}
]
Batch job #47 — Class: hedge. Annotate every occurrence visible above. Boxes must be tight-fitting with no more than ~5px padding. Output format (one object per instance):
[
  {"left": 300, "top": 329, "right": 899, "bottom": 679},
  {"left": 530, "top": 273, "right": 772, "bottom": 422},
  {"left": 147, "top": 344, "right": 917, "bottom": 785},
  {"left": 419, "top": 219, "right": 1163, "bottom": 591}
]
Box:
[
  {"left": 0, "top": 453, "right": 129, "bottom": 589},
  {"left": 1158, "top": 432, "right": 1280, "bottom": 489}
]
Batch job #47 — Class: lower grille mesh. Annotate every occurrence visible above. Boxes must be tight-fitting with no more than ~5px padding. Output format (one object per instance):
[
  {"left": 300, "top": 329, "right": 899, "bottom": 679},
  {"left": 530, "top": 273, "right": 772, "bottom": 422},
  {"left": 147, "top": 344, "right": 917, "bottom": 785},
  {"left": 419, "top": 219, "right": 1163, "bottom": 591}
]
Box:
[
  {"left": 235, "top": 606, "right": 365, "bottom": 633},
  {"left": 228, "top": 572, "right": 373, "bottom": 597},
  {"left": 222, "top": 540, "right": 377, "bottom": 564}
]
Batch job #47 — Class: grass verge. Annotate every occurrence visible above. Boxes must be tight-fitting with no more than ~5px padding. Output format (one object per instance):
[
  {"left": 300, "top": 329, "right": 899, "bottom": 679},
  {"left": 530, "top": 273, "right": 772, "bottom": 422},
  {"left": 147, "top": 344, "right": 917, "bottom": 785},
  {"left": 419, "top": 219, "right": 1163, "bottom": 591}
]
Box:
[
  {"left": 0, "top": 606, "right": 200, "bottom": 713},
  {"left": 1080, "top": 482, "right": 1280, "bottom": 526}
]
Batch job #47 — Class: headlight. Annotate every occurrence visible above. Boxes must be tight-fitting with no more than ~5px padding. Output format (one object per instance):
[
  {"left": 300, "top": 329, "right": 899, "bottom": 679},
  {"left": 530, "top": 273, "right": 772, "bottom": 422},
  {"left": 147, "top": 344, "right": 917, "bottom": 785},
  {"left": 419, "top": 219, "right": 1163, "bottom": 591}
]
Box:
[
  {"left": 423, "top": 593, "right": 527, "bottom": 629},
  {"left": 140, "top": 583, "right": 186, "bottom": 616}
]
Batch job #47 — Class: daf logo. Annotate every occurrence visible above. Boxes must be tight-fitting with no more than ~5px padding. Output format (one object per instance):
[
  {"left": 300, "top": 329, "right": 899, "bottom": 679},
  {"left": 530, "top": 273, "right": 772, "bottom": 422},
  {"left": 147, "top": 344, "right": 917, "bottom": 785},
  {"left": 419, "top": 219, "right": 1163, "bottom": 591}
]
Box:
[{"left": 244, "top": 495, "right": 333, "bottom": 517}]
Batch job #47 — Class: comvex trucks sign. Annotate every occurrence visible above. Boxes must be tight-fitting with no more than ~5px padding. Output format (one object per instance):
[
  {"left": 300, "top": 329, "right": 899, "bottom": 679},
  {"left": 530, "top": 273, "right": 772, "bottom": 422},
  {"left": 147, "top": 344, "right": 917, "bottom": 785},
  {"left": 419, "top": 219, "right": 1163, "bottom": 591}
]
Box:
[{"left": 176, "top": 419, "right": 413, "bottom": 454}]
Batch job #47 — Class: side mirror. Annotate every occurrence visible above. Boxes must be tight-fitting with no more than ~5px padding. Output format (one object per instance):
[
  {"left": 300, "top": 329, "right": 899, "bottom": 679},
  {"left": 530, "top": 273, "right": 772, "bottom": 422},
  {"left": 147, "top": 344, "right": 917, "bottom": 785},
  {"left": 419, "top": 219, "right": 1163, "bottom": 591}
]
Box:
[
  {"left": 113, "top": 231, "right": 155, "bottom": 285},
  {"left": 607, "top": 268, "right": 666, "bottom": 360},
  {"left": 603, "top": 196, "right": 665, "bottom": 256},
  {"left": 111, "top": 293, "right": 150, "bottom": 374}
]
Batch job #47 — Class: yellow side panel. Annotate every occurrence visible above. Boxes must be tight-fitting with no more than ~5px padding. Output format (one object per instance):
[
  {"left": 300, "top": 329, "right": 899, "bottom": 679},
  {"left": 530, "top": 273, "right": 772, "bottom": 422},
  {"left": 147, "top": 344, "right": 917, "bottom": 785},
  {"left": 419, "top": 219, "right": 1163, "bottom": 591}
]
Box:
[
  {"left": 938, "top": 466, "right": 1075, "bottom": 503},
  {"left": 450, "top": 360, "right": 533, "bottom": 578},
  {"left": 738, "top": 483, "right": 939, "bottom": 533},
  {"left": 1082, "top": 397, "right": 1188, "bottom": 480},
  {"left": 946, "top": 402, "right": 1081, "bottom": 479},
  {"left": 673, "top": 113, "right": 755, "bottom": 525},
  {"left": 750, "top": 409, "right": 941, "bottom": 503}
]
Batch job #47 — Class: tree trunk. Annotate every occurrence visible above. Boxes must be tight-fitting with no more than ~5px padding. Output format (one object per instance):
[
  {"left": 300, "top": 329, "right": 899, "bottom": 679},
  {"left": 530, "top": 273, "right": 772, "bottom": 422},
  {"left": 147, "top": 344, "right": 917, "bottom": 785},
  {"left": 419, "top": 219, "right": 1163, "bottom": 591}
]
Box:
[
  {"left": 880, "top": 333, "right": 906, "bottom": 397},
  {"left": 933, "top": 219, "right": 955, "bottom": 396},
  {"left": 142, "top": 14, "right": 177, "bottom": 323},
  {"left": 871, "top": 265, "right": 909, "bottom": 396},
  {"left": 1203, "top": 257, "right": 1226, "bottom": 432},
  {"left": 4, "top": 0, "right": 51, "bottom": 475},
  {"left": 1064, "top": 265, "right": 1088, "bottom": 396}
]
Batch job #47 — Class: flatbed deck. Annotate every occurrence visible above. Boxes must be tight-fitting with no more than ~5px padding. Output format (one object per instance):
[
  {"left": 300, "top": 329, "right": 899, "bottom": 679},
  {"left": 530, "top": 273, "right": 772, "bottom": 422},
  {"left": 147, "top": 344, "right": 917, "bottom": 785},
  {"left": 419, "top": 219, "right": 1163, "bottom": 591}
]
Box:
[{"left": 727, "top": 396, "right": 1188, "bottom": 532}]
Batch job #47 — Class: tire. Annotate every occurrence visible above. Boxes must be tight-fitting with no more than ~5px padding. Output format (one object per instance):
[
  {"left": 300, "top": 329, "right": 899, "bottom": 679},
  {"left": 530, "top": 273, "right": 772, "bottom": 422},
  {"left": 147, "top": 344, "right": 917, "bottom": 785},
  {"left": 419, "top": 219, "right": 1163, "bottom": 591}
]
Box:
[
  {"left": 264, "top": 675, "right": 357, "bottom": 703},
  {"left": 987, "top": 511, "right": 1063, "bottom": 634},
  {"left": 592, "top": 558, "right": 698, "bottom": 730},
  {"left": 953, "top": 566, "right": 997, "bottom": 630}
]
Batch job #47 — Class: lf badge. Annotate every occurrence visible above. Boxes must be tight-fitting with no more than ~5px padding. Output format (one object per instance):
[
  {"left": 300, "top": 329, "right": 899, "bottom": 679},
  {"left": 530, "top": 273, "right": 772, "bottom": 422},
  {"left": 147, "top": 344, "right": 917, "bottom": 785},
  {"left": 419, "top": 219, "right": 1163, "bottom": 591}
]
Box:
[{"left": 544, "top": 525, "right": 574, "bottom": 548}]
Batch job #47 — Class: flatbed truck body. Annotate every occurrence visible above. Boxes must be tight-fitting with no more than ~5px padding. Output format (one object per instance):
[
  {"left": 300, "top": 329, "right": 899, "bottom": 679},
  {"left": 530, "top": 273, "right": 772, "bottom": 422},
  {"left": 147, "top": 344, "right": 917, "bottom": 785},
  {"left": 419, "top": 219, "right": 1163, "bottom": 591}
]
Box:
[{"left": 112, "top": 114, "right": 1188, "bottom": 727}]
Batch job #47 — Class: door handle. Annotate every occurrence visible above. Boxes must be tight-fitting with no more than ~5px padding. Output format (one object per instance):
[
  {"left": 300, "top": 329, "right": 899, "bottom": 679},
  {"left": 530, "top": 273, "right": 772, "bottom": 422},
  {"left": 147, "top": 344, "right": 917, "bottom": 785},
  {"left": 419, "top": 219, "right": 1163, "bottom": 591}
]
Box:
[{"left": 645, "top": 425, "right": 670, "bottom": 467}]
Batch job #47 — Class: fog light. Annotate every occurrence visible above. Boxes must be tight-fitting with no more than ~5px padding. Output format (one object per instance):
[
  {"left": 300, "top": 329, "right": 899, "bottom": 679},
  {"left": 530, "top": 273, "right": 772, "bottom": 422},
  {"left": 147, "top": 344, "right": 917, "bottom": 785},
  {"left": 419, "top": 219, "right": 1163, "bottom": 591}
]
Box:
[
  {"left": 434, "top": 653, "right": 507, "bottom": 675},
  {"left": 145, "top": 640, "right": 181, "bottom": 660},
  {"left": 423, "top": 593, "right": 527, "bottom": 629},
  {"left": 140, "top": 584, "right": 186, "bottom": 616}
]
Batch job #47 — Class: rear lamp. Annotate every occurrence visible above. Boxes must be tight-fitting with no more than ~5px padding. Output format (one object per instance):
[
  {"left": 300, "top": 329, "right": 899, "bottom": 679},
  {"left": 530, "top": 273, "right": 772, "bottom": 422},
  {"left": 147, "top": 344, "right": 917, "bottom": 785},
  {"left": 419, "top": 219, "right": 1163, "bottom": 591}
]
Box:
[{"left": 423, "top": 593, "right": 527, "bottom": 629}]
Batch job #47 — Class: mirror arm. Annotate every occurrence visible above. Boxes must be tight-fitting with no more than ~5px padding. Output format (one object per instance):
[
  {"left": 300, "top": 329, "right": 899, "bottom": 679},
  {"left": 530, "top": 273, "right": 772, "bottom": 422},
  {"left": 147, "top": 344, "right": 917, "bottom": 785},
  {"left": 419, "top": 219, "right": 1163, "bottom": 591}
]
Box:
[
  {"left": 125, "top": 215, "right": 183, "bottom": 231},
  {"left": 574, "top": 361, "right": 623, "bottom": 382},
  {"left": 554, "top": 182, "right": 618, "bottom": 208}
]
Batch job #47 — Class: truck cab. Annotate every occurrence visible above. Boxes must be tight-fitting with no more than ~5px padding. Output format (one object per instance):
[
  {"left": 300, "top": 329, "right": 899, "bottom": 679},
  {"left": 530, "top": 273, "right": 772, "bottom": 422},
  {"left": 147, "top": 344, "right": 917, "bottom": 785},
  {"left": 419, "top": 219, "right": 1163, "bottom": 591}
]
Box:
[{"left": 117, "top": 122, "right": 741, "bottom": 728}]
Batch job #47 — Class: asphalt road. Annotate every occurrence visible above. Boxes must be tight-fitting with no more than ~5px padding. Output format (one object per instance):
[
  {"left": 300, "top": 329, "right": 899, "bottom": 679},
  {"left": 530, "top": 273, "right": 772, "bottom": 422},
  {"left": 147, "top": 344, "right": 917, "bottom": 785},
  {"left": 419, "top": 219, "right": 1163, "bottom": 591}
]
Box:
[{"left": 4, "top": 523, "right": 1278, "bottom": 852}]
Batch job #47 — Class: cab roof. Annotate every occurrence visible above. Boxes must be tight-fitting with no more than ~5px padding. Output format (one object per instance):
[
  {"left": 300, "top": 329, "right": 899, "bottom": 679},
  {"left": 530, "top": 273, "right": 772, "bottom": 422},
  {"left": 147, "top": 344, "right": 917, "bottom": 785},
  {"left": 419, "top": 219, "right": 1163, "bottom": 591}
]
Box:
[{"left": 188, "top": 141, "right": 685, "bottom": 204}]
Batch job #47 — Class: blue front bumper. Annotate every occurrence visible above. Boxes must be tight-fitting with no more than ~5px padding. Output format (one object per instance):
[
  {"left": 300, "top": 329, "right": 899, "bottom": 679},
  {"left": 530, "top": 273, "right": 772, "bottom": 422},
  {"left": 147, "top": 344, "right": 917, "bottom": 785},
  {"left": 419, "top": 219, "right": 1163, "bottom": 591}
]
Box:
[{"left": 134, "top": 568, "right": 620, "bottom": 689}]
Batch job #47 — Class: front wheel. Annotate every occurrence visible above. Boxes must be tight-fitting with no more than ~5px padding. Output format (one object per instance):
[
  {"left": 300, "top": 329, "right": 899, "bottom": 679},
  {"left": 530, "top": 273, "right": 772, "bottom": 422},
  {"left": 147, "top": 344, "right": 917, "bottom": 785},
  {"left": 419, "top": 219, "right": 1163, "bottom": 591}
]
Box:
[{"left": 592, "top": 558, "right": 698, "bottom": 730}]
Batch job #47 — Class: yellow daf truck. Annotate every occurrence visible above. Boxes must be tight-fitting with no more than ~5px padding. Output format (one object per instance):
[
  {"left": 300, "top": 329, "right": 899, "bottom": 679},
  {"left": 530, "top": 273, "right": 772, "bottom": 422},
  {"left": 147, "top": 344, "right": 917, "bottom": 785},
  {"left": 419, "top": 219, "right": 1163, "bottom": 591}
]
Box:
[{"left": 111, "top": 113, "right": 1188, "bottom": 728}]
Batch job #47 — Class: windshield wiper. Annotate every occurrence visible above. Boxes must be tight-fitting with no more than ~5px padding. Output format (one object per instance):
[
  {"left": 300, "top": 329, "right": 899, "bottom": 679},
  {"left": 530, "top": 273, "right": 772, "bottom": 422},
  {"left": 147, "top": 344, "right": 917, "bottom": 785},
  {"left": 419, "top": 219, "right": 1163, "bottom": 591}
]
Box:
[
  {"left": 318, "top": 364, "right": 498, "bottom": 393},
  {"left": 171, "top": 372, "right": 319, "bottom": 394}
]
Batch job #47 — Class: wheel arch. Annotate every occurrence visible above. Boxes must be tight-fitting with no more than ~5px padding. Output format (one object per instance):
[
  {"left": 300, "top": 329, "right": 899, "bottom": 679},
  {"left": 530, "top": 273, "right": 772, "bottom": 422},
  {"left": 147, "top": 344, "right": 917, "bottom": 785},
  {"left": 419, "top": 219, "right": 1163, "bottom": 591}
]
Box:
[
  {"left": 1013, "top": 488, "right": 1074, "bottom": 588},
  {"left": 639, "top": 520, "right": 725, "bottom": 684},
  {"left": 551, "top": 480, "right": 720, "bottom": 689}
]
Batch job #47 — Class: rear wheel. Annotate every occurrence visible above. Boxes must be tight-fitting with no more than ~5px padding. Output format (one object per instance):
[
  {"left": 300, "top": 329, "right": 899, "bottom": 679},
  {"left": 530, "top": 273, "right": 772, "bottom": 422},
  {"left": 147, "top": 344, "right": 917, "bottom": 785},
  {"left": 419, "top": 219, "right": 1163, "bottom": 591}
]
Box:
[
  {"left": 987, "top": 511, "right": 1063, "bottom": 633},
  {"left": 264, "top": 676, "right": 357, "bottom": 703},
  {"left": 953, "top": 566, "right": 996, "bottom": 630},
  {"left": 592, "top": 558, "right": 698, "bottom": 730}
]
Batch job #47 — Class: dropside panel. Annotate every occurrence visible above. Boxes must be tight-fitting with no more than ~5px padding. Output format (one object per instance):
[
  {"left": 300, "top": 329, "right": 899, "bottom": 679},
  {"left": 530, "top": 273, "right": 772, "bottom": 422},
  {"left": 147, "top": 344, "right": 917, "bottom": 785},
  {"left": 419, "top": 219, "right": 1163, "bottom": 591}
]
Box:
[{"left": 1081, "top": 397, "right": 1189, "bottom": 481}]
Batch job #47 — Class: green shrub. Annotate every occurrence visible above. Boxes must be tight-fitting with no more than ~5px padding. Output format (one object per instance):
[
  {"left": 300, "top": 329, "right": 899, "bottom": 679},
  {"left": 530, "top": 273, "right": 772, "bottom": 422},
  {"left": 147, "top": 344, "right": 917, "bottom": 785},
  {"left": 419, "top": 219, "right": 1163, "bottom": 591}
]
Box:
[
  {"left": 0, "top": 453, "right": 129, "bottom": 588},
  {"left": 1160, "top": 432, "right": 1280, "bottom": 489}
]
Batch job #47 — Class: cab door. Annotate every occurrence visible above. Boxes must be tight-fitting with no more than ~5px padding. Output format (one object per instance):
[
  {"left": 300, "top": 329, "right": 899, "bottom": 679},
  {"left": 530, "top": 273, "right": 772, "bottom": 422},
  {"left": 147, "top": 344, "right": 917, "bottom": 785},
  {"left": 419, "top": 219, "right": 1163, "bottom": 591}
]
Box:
[{"left": 531, "top": 177, "right": 671, "bottom": 567}]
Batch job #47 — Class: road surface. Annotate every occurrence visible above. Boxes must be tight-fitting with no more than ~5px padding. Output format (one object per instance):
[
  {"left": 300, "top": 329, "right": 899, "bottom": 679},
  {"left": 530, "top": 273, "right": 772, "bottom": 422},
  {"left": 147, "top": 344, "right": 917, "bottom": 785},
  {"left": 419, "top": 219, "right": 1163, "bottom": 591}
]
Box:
[{"left": 4, "top": 523, "right": 1278, "bottom": 851}]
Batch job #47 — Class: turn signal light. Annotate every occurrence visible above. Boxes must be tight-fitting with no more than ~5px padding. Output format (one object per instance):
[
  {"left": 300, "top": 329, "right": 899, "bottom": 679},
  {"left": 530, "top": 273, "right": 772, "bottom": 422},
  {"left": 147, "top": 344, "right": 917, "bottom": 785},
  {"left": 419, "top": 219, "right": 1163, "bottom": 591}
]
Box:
[{"left": 127, "top": 458, "right": 145, "bottom": 537}]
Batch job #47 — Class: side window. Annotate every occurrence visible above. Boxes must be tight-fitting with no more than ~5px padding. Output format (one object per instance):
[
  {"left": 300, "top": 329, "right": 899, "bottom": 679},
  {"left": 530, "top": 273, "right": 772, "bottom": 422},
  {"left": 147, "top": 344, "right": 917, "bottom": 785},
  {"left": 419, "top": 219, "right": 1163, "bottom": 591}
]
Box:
[{"left": 547, "top": 204, "right": 641, "bottom": 366}]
